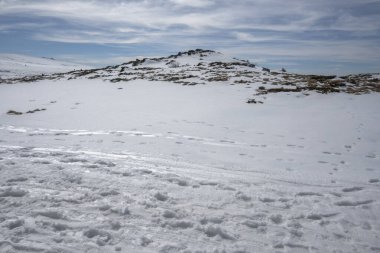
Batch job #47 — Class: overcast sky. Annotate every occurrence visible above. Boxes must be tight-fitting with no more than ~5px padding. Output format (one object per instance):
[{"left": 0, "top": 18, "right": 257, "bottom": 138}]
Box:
[{"left": 1, "top": 0, "right": 379, "bottom": 74}]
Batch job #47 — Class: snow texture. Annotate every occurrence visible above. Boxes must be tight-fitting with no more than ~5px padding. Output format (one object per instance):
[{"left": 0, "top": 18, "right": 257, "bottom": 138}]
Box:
[{"left": 0, "top": 51, "right": 379, "bottom": 252}]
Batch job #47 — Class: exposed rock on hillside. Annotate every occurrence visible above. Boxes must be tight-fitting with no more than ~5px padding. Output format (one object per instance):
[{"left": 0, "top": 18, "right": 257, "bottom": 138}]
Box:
[{"left": 1, "top": 49, "right": 379, "bottom": 100}]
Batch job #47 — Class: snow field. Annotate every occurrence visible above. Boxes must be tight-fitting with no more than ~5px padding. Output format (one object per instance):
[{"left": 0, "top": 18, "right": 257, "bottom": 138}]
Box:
[{"left": 0, "top": 78, "right": 379, "bottom": 252}]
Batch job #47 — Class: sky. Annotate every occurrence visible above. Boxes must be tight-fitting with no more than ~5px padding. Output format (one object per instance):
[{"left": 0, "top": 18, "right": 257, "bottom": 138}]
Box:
[{"left": 0, "top": 0, "right": 380, "bottom": 75}]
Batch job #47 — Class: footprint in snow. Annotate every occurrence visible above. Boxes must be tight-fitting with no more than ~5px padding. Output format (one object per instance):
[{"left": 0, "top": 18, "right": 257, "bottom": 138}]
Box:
[
  {"left": 335, "top": 200, "right": 374, "bottom": 207},
  {"left": 167, "top": 177, "right": 189, "bottom": 187},
  {"left": 32, "top": 159, "right": 51, "bottom": 165},
  {"left": 243, "top": 220, "right": 267, "bottom": 229},
  {"left": 162, "top": 210, "right": 177, "bottom": 219},
  {"left": 136, "top": 168, "right": 152, "bottom": 175},
  {"left": 235, "top": 191, "right": 251, "bottom": 201},
  {"left": 198, "top": 180, "right": 218, "bottom": 186},
  {"left": 203, "top": 225, "right": 235, "bottom": 240},
  {"left": 140, "top": 236, "right": 153, "bottom": 246},
  {"left": 5, "top": 219, "right": 24, "bottom": 230},
  {"left": 366, "top": 154, "right": 377, "bottom": 159},
  {"left": 95, "top": 160, "right": 116, "bottom": 167},
  {"left": 306, "top": 213, "right": 339, "bottom": 220},
  {"left": 154, "top": 192, "right": 169, "bottom": 201},
  {"left": 6, "top": 177, "right": 28, "bottom": 183},
  {"left": 99, "top": 189, "right": 119, "bottom": 197},
  {"left": 200, "top": 217, "right": 224, "bottom": 225},
  {"left": 260, "top": 197, "right": 276, "bottom": 203},
  {"left": 165, "top": 220, "right": 193, "bottom": 229},
  {"left": 60, "top": 157, "right": 89, "bottom": 164},
  {"left": 296, "top": 192, "right": 323, "bottom": 197},
  {"left": 220, "top": 139, "right": 235, "bottom": 144},
  {"left": 0, "top": 188, "right": 28, "bottom": 197},
  {"left": 342, "top": 186, "right": 364, "bottom": 192},
  {"left": 34, "top": 210, "right": 65, "bottom": 220},
  {"left": 269, "top": 214, "right": 283, "bottom": 224},
  {"left": 82, "top": 164, "right": 99, "bottom": 169},
  {"left": 83, "top": 228, "right": 112, "bottom": 246}
]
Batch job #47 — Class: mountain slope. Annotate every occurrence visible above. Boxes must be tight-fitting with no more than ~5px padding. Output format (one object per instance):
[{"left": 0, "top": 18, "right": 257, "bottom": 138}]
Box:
[{"left": 0, "top": 54, "right": 89, "bottom": 79}]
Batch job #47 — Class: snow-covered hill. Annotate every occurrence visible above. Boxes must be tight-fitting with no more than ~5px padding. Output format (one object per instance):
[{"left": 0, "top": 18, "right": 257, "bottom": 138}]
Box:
[
  {"left": 0, "top": 50, "right": 379, "bottom": 252},
  {"left": 2, "top": 49, "right": 378, "bottom": 100},
  {"left": 0, "top": 54, "right": 88, "bottom": 79}
]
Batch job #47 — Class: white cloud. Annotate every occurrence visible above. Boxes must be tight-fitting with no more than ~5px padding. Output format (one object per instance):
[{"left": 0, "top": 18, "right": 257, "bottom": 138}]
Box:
[
  {"left": 169, "top": 0, "right": 214, "bottom": 8},
  {"left": 0, "top": 22, "right": 55, "bottom": 31},
  {"left": 33, "top": 32, "right": 145, "bottom": 44},
  {"left": 234, "top": 32, "right": 282, "bottom": 43}
]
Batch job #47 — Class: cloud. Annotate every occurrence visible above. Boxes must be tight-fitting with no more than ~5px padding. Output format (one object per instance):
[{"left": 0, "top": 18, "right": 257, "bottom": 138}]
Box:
[
  {"left": 234, "top": 32, "right": 283, "bottom": 43},
  {"left": 33, "top": 33, "right": 144, "bottom": 44},
  {"left": 1, "top": 0, "right": 379, "bottom": 33},
  {"left": 0, "top": 0, "right": 379, "bottom": 74},
  {"left": 169, "top": 0, "right": 215, "bottom": 8},
  {"left": 56, "top": 54, "right": 152, "bottom": 66}
]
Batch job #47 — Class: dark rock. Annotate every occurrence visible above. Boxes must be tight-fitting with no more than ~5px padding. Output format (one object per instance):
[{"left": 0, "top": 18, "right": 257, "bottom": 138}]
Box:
[
  {"left": 7, "top": 110, "right": 23, "bottom": 115},
  {"left": 247, "top": 99, "right": 263, "bottom": 104}
]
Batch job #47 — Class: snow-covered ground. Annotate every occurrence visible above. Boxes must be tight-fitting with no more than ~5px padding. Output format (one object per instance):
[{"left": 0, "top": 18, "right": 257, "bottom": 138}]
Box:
[
  {"left": 0, "top": 58, "right": 379, "bottom": 252},
  {"left": 0, "top": 54, "right": 88, "bottom": 79}
]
